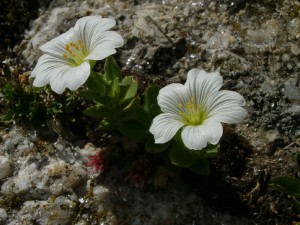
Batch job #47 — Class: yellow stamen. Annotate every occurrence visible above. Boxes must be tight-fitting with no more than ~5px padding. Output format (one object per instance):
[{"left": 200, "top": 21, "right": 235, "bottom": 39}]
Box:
[
  {"left": 62, "top": 39, "right": 88, "bottom": 66},
  {"left": 66, "top": 49, "right": 73, "bottom": 54},
  {"left": 178, "top": 96, "right": 208, "bottom": 125}
]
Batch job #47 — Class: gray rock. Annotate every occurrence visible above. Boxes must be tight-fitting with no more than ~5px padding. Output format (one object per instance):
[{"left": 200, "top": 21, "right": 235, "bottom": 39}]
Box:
[
  {"left": 47, "top": 159, "right": 87, "bottom": 195},
  {"left": 1, "top": 156, "right": 87, "bottom": 199},
  {"left": 290, "top": 42, "right": 300, "bottom": 55},
  {"left": 0, "top": 208, "right": 7, "bottom": 221},
  {"left": 282, "top": 81, "right": 300, "bottom": 103},
  {"left": 0, "top": 156, "right": 13, "bottom": 180},
  {"left": 9, "top": 196, "right": 75, "bottom": 225}
]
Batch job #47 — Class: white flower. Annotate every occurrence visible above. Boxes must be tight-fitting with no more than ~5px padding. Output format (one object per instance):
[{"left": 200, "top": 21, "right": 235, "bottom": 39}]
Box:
[
  {"left": 149, "top": 68, "right": 246, "bottom": 150},
  {"left": 30, "top": 16, "right": 124, "bottom": 94}
]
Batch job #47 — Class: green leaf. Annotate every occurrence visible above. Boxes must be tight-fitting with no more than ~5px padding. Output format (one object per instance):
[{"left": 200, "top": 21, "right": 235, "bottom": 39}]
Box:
[
  {"left": 79, "top": 90, "right": 104, "bottom": 102},
  {"left": 109, "top": 78, "right": 120, "bottom": 98},
  {"left": 292, "top": 194, "right": 300, "bottom": 210},
  {"left": 85, "top": 71, "right": 107, "bottom": 97},
  {"left": 143, "top": 85, "right": 161, "bottom": 117},
  {"left": 120, "top": 76, "right": 138, "bottom": 103},
  {"left": 0, "top": 113, "right": 13, "bottom": 123},
  {"left": 83, "top": 104, "right": 113, "bottom": 119},
  {"left": 127, "top": 103, "right": 151, "bottom": 126},
  {"left": 269, "top": 176, "right": 300, "bottom": 194},
  {"left": 145, "top": 137, "right": 169, "bottom": 153},
  {"left": 99, "top": 119, "right": 116, "bottom": 131},
  {"left": 169, "top": 143, "right": 195, "bottom": 168},
  {"left": 189, "top": 144, "right": 220, "bottom": 158},
  {"left": 117, "top": 119, "right": 147, "bottom": 139},
  {"left": 122, "top": 97, "right": 138, "bottom": 111},
  {"left": 104, "top": 56, "right": 122, "bottom": 81},
  {"left": 188, "top": 158, "right": 210, "bottom": 176},
  {"left": 296, "top": 153, "right": 300, "bottom": 170}
]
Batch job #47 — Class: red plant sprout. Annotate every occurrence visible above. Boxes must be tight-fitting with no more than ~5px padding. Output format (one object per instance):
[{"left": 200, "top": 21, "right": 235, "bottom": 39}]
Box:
[
  {"left": 125, "top": 164, "right": 145, "bottom": 188},
  {"left": 87, "top": 152, "right": 105, "bottom": 172},
  {"left": 125, "top": 159, "right": 151, "bottom": 188}
]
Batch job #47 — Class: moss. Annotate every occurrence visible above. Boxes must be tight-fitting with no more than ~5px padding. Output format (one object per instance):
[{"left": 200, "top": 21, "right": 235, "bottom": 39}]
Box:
[
  {"left": 70, "top": 181, "right": 114, "bottom": 224},
  {"left": 0, "top": 194, "right": 25, "bottom": 211},
  {"left": 35, "top": 139, "right": 56, "bottom": 156},
  {"left": 49, "top": 195, "right": 57, "bottom": 203}
]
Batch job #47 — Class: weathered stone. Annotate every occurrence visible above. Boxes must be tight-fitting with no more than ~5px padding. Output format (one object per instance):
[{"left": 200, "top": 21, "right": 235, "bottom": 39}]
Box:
[{"left": 0, "top": 156, "right": 12, "bottom": 180}]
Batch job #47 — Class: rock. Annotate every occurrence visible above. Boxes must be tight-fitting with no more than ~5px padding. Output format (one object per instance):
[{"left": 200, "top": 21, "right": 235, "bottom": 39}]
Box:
[
  {"left": 262, "top": 19, "right": 284, "bottom": 39},
  {"left": 261, "top": 78, "right": 275, "bottom": 94},
  {"left": 286, "top": 104, "right": 300, "bottom": 113},
  {"left": 203, "top": 31, "right": 235, "bottom": 50},
  {"left": 282, "top": 81, "right": 300, "bottom": 103},
  {"left": 266, "top": 130, "right": 279, "bottom": 143},
  {"left": 0, "top": 156, "right": 13, "bottom": 179},
  {"left": 245, "top": 19, "right": 285, "bottom": 51},
  {"left": 92, "top": 185, "right": 110, "bottom": 205},
  {"left": 47, "top": 159, "right": 87, "bottom": 195},
  {"left": 246, "top": 29, "right": 267, "bottom": 44},
  {"left": 1, "top": 127, "right": 25, "bottom": 153},
  {"left": 290, "top": 42, "right": 300, "bottom": 55},
  {"left": 0, "top": 0, "right": 42, "bottom": 50},
  {"left": 21, "top": 0, "right": 128, "bottom": 65},
  {"left": 10, "top": 196, "right": 75, "bottom": 225},
  {"left": 1, "top": 156, "right": 49, "bottom": 198},
  {"left": 0, "top": 208, "right": 7, "bottom": 221},
  {"left": 1, "top": 156, "right": 87, "bottom": 198},
  {"left": 287, "top": 18, "right": 300, "bottom": 39}
]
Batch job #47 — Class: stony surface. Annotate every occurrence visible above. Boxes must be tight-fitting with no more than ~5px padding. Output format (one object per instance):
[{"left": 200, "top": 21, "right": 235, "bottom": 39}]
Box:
[
  {"left": 0, "top": 0, "right": 300, "bottom": 224},
  {"left": 0, "top": 156, "right": 13, "bottom": 180},
  {"left": 19, "top": 0, "right": 300, "bottom": 144},
  {"left": 0, "top": 127, "right": 254, "bottom": 225}
]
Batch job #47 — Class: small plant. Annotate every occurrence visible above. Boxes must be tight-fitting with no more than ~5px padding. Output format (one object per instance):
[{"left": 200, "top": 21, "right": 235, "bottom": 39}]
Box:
[
  {"left": 5, "top": 15, "right": 246, "bottom": 177},
  {"left": 87, "top": 152, "right": 105, "bottom": 172},
  {"left": 30, "top": 16, "right": 123, "bottom": 94},
  {"left": 269, "top": 153, "right": 300, "bottom": 210},
  {"left": 149, "top": 68, "right": 246, "bottom": 174},
  {"left": 0, "top": 59, "right": 79, "bottom": 128}
]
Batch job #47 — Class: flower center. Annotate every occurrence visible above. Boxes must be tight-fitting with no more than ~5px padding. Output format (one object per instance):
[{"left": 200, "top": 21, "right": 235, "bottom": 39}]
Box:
[
  {"left": 63, "top": 39, "right": 88, "bottom": 66},
  {"left": 178, "top": 97, "right": 208, "bottom": 125}
]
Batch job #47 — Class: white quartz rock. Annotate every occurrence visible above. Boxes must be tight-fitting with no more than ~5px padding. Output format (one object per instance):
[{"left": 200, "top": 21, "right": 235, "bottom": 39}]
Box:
[
  {"left": 0, "top": 208, "right": 7, "bottom": 221},
  {"left": 9, "top": 196, "right": 76, "bottom": 225},
  {"left": 0, "top": 156, "right": 13, "bottom": 180}
]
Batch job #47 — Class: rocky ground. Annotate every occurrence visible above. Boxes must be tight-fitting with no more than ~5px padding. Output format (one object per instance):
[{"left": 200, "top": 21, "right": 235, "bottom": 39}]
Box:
[{"left": 0, "top": 0, "right": 300, "bottom": 224}]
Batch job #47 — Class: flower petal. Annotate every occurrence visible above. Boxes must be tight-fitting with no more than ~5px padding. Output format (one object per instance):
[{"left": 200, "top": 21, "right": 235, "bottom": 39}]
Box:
[
  {"left": 206, "top": 90, "right": 247, "bottom": 124},
  {"left": 74, "top": 16, "right": 115, "bottom": 38},
  {"left": 49, "top": 69, "right": 70, "bottom": 94},
  {"left": 85, "top": 31, "right": 124, "bottom": 60},
  {"left": 186, "top": 68, "right": 223, "bottom": 107},
  {"left": 31, "top": 55, "right": 53, "bottom": 86},
  {"left": 49, "top": 62, "right": 90, "bottom": 94},
  {"left": 74, "top": 16, "right": 123, "bottom": 55},
  {"left": 40, "top": 28, "right": 74, "bottom": 57},
  {"left": 157, "top": 83, "right": 188, "bottom": 114},
  {"left": 31, "top": 53, "right": 90, "bottom": 94},
  {"left": 65, "top": 62, "right": 90, "bottom": 91},
  {"left": 181, "top": 121, "right": 223, "bottom": 150},
  {"left": 31, "top": 54, "right": 68, "bottom": 88},
  {"left": 150, "top": 113, "right": 184, "bottom": 144}
]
